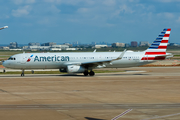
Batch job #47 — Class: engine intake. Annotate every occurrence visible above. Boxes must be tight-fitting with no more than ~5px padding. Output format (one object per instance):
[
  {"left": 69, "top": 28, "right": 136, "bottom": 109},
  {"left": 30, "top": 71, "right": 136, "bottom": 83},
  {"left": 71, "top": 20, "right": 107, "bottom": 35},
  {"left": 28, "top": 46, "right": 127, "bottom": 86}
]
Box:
[{"left": 67, "top": 65, "right": 85, "bottom": 73}]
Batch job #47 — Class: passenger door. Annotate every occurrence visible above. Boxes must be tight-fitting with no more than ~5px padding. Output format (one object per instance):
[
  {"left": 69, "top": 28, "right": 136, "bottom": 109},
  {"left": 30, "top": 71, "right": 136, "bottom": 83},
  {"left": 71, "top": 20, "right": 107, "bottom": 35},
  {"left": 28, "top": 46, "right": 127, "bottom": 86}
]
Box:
[{"left": 21, "top": 54, "right": 27, "bottom": 64}]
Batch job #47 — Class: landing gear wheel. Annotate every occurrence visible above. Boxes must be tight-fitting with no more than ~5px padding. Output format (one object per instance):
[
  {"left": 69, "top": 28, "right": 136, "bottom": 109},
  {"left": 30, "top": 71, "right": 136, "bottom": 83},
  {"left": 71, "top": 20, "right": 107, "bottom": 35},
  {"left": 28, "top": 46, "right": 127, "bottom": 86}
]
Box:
[
  {"left": 89, "top": 71, "right": 95, "bottom": 76},
  {"left": 83, "top": 71, "right": 88, "bottom": 76}
]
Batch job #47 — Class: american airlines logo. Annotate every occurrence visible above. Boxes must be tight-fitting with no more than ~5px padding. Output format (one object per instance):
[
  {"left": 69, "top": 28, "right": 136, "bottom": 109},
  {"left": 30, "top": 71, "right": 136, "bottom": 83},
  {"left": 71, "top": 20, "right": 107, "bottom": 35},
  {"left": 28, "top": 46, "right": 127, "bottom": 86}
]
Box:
[
  {"left": 27, "top": 55, "right": 33, "bottom": 62},
  {"left": 34, "top": 55, "right": 70, "bottom": 62}
]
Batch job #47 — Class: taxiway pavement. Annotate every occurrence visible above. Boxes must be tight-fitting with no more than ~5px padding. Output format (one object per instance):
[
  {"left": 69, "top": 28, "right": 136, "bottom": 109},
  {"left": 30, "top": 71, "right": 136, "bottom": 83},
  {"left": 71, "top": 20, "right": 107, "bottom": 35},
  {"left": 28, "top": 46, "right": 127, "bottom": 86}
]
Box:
[{"left": 0, "top": 67, "right": 180, "bottom": 120}]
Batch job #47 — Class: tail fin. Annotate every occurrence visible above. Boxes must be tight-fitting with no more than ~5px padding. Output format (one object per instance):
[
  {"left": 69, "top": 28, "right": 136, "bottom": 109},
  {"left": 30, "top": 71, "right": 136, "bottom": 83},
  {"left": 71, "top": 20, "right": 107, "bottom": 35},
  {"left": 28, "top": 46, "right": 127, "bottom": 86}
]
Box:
[{"left": 145, "top": 28, "right": 171, "bottom": 55}]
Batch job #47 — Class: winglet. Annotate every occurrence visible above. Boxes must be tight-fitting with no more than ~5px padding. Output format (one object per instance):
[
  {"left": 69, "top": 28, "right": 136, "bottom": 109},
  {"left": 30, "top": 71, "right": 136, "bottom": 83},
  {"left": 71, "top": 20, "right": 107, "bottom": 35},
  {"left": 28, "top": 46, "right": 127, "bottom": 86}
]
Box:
[
  {"left": 118, "top": 49, "right": 127, "bottom": 59},
  {"left": 93, "top": 49, "right": 96, "bottom": 52},
  {"left": 112, "top": 49, "right": 126, "bottom": 61}
]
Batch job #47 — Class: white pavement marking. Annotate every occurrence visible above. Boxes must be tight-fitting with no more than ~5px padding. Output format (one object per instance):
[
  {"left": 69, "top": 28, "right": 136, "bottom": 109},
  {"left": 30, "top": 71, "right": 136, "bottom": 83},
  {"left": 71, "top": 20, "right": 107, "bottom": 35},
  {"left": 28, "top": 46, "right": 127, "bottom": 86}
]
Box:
[
  {"left": 142, "top": 113, "right": 180, "bottom": 120},
  {"left": 125, "top": 71, "right": 146, "bottom": 73},
  {"left": 57, "top": 110, "right": 69, "bottom": 111},
  {"left": 17, "top": 106, "right": 39, "bottom": 108},
  {"left": 111, "top": 109, "right": 132, "bottom": 120}
]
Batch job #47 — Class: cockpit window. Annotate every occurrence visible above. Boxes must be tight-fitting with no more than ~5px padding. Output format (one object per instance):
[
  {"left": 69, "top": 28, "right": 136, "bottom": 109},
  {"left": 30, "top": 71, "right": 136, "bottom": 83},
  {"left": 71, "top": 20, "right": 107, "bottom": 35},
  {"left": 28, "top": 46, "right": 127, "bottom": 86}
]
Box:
[
  {"left": 8, "top": 57, "right": 16, "bottom": 60},
  {"left": 8, "top": 57, "right": 13, "bottom": 60}
]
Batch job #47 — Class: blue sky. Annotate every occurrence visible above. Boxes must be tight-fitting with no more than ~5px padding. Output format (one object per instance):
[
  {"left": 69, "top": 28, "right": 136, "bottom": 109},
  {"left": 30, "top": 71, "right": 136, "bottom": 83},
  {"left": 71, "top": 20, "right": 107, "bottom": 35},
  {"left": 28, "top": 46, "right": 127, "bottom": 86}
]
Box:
[{"left": 1, "top": 0, "right": 180, "bottom": 45}]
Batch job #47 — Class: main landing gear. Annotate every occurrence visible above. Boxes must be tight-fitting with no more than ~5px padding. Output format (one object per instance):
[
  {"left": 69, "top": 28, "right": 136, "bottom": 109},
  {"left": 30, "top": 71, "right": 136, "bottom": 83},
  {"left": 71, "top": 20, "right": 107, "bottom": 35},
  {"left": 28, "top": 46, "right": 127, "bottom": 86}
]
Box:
[
  {"left": 21, "top": 69, "right": 24, "bottom": 76},
  {"left": 89, "top": 71, "right": 95, "bottom": 76},
  {"left": 83, "top": 70, "right": 95, "bottom": 76}
]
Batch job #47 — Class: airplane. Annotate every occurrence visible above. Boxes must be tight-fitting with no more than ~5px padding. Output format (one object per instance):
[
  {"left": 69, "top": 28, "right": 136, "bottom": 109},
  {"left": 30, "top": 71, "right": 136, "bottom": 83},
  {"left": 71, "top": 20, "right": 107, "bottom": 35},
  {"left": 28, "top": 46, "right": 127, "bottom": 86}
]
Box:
[
  {"left": 0, "top": 26, "right": 8, "bottom": 30},
  {"left": 2, "top": 28, "right": 173, "bottom": 76}
]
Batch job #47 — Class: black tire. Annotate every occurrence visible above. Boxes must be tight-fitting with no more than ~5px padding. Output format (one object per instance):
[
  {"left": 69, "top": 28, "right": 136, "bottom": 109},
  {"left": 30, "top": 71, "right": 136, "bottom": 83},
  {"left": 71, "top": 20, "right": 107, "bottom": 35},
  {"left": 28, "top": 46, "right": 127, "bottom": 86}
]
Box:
[
  {"left": 89, "top": 71, "right": 95, "bottom": 76},
  {"left": 83, "top": 71, "right": 88, "bottom": 76}
]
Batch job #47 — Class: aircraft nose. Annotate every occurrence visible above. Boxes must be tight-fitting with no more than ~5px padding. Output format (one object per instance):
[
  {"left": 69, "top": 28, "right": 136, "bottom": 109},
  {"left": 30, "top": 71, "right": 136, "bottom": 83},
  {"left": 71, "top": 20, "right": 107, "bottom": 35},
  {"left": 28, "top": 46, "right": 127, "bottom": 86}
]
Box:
[{"left": 2, "top": 60, "right": 7, "bottom": 67}]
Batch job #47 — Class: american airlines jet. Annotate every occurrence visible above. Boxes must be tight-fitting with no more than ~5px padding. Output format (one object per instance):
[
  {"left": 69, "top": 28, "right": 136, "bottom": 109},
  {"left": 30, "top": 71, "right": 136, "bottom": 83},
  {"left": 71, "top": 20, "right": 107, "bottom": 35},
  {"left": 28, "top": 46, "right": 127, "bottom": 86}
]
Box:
[{"left": 2, "top": 28, "right": 173, "bottom": 76}]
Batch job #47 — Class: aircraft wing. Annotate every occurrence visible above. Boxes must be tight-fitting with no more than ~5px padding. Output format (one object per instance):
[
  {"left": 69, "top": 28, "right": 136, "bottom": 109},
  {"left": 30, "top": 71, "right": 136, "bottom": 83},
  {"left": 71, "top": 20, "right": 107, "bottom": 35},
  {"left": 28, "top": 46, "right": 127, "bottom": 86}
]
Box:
[{"left": 65, "top": 49, "right": 126, "bottom": 68}]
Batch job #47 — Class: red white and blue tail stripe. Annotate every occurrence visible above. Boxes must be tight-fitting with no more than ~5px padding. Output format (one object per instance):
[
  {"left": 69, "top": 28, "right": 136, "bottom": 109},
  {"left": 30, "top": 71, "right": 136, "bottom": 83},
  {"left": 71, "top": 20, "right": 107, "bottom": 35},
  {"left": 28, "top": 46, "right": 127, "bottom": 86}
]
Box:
[{"left": 142, "top": 28, "right": 171, "bottom": 60}]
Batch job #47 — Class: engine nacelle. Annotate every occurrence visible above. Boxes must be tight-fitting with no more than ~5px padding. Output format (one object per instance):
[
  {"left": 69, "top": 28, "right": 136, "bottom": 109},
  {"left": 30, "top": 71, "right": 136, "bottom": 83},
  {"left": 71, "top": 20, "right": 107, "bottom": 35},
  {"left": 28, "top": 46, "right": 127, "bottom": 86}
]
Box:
[{"left": 67, "top": 65, "right": 85, "bottom": 73}]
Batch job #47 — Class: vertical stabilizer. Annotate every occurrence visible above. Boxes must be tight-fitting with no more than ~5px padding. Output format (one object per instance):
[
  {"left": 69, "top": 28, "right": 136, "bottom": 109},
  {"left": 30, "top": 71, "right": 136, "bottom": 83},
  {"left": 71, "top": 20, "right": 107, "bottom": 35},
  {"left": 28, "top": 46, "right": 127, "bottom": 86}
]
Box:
[{"left": 145, "top": 28, "right": 171, "bottom": 55}]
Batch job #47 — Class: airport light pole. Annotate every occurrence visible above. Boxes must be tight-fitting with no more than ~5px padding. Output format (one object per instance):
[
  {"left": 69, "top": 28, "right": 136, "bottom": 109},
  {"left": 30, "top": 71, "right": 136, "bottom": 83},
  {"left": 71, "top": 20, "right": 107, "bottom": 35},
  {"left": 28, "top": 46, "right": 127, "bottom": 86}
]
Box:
[
  {"left": 0, "top": 26, "right": 8, "bottom": 73},
  {"left": 0, "top": 26, "right": 8, "bottom": 30}
]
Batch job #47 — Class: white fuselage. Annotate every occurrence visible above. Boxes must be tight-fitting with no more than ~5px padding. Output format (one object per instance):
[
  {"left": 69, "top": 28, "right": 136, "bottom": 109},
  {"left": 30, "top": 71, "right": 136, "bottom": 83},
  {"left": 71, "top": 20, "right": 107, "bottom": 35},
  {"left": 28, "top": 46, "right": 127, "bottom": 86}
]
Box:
[{"left": 3, "top": 51, "right": 150, "bottom": 69}]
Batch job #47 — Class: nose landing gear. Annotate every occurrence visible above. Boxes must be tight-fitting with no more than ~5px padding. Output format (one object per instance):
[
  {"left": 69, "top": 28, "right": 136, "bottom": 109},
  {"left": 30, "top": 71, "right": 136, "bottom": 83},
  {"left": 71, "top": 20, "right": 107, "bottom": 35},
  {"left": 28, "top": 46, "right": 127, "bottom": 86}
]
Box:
[{"left": 21, "top": 70, "right": 24, "bottom": 76}]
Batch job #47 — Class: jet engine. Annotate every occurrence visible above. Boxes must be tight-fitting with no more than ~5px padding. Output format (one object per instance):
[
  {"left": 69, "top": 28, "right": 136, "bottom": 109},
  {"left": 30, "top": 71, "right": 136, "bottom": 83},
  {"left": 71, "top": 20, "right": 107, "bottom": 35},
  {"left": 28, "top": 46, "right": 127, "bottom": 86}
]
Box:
[{"left": 67, "top": 65, "right": 85, "bottom": 73}]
